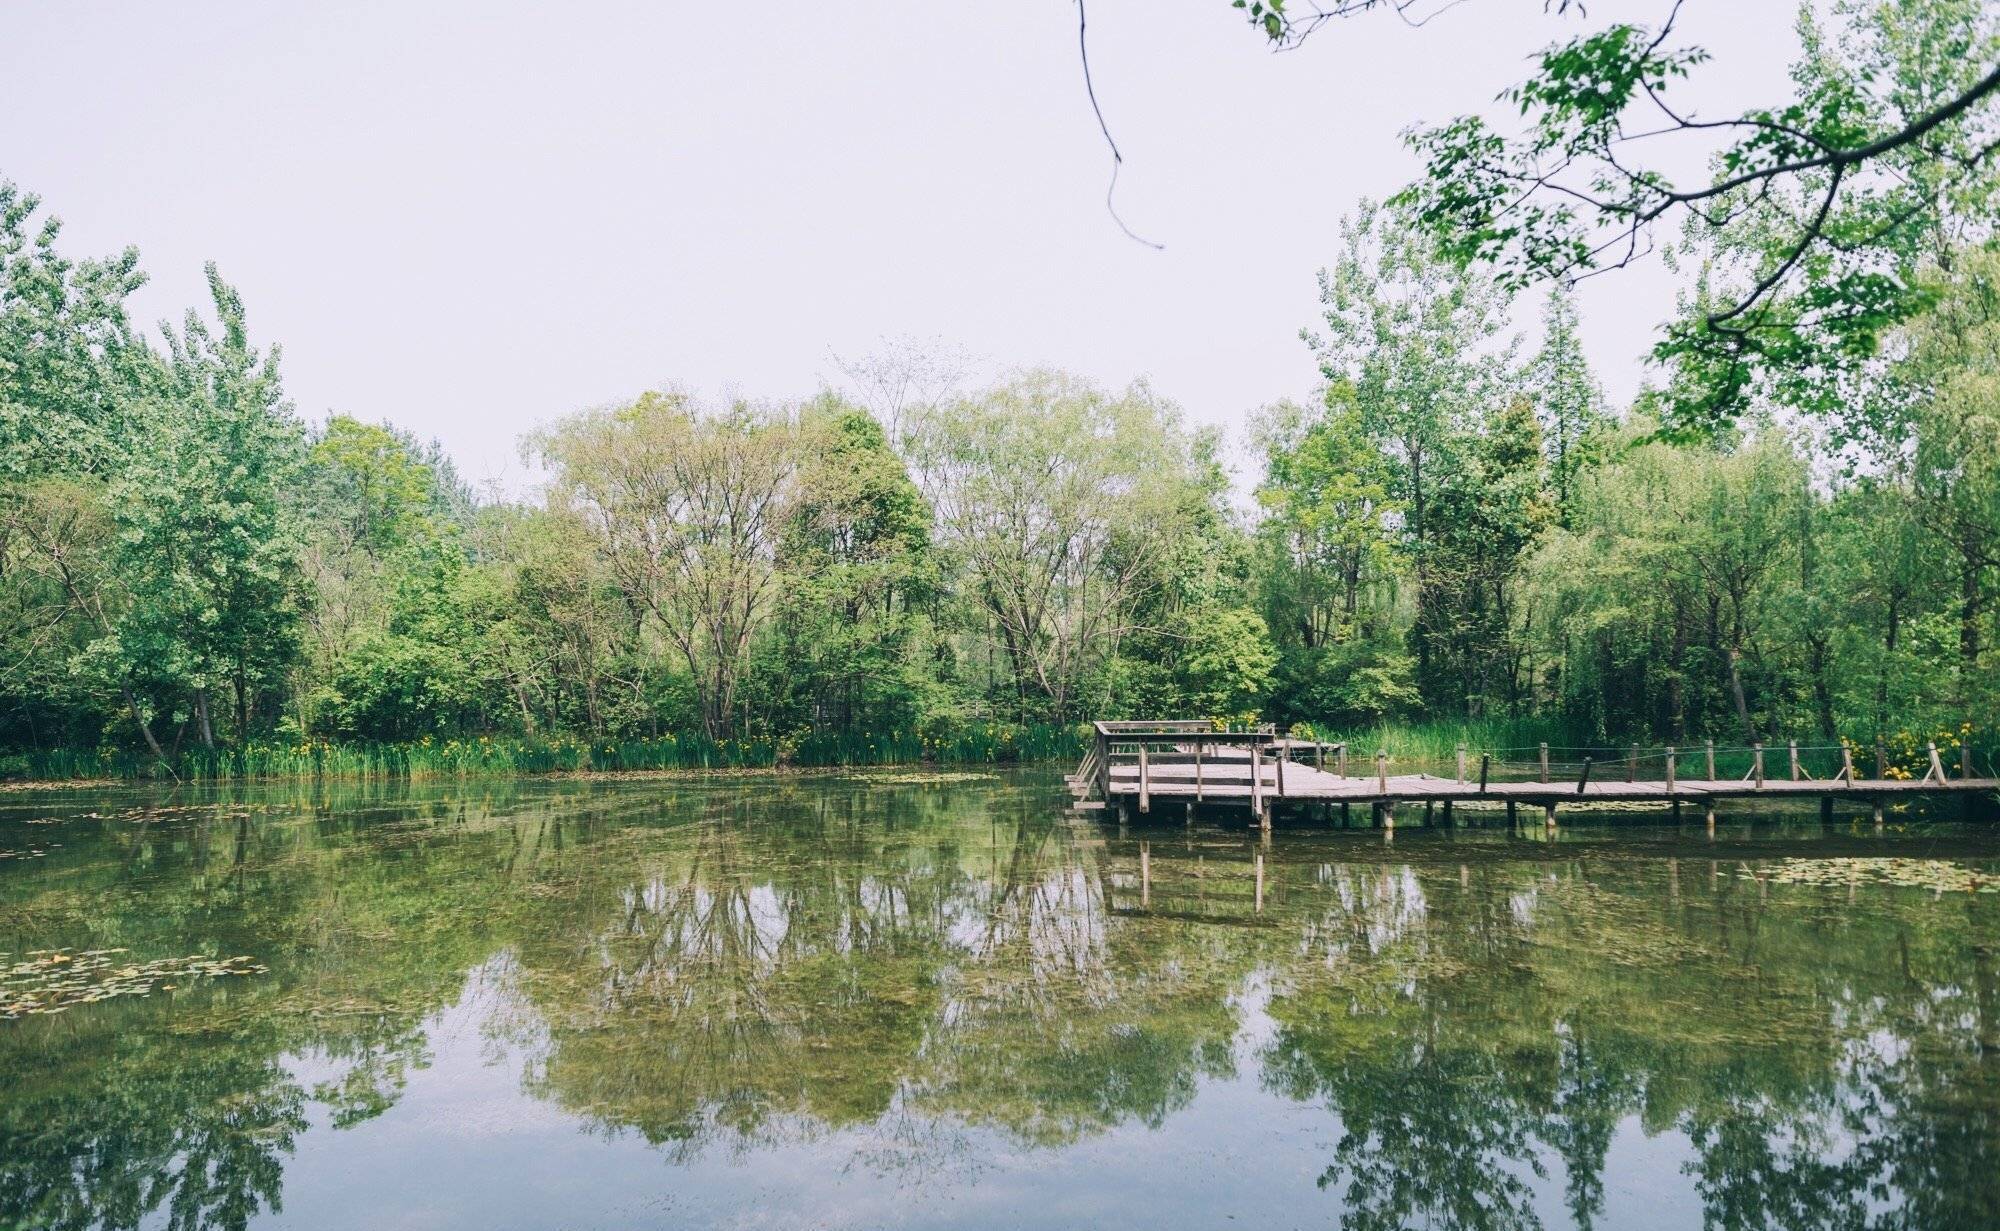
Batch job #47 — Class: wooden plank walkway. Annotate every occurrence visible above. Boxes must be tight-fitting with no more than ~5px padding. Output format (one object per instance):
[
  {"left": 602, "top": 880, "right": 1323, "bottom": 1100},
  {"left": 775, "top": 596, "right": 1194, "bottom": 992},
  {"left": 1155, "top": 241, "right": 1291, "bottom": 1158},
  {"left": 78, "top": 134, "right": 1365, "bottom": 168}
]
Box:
[{"left": 1071, "top": 720, "right": 2000, "bottom": 828}]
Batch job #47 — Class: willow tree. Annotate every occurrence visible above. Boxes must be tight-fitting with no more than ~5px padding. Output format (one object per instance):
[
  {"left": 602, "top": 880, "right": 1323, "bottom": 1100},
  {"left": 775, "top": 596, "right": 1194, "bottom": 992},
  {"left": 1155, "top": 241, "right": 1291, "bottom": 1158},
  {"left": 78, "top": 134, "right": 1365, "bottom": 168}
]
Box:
[
  {"left": 1896, "top": 248, "right": 2000, "bottom": 713},
  {"left": 537, "top": 393, "right": 797, "bottom": 740}
]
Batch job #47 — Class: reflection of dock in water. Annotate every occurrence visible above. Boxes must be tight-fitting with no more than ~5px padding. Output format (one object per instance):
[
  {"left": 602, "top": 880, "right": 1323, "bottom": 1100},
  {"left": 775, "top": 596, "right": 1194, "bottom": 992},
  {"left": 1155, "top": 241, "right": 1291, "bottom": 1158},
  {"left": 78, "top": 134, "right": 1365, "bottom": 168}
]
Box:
[
  {"left": 1071, "top": 720, "right": 2000, "bottom": 831},
  {"left": 1088, "top": 830, "right": 1281, "bottom": 927}
]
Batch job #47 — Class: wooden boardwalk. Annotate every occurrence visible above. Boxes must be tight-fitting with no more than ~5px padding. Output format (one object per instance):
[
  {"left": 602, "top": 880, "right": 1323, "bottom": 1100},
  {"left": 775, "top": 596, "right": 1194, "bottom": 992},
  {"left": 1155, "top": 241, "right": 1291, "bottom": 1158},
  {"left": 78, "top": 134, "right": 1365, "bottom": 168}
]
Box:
[{"left": 1071, "top": 721, "right": 2000, "bottom": 828}]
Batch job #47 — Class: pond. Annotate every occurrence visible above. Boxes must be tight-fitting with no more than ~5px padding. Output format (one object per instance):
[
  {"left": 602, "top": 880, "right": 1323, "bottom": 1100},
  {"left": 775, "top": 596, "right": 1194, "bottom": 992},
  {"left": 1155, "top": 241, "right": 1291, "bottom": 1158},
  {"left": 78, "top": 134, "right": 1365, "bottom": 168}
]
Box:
[{"left": 3, "top": 768, "right": 1998, "bottom": 1230}]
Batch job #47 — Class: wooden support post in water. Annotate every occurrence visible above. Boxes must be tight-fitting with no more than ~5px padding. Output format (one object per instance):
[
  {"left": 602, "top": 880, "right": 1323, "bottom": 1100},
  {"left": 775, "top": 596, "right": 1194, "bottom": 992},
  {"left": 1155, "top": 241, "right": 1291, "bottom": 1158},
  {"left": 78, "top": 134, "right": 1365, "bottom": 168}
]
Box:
[
  {"left": 1478, "top": 754, "right": 1491, "bottom": 794},
  {"left": 1873, "top": 798, "right": 1885, "bottom": 828},
  {"left": 1371, "top": 801, "right": 1385, "bottom": 828},
  {"left": 1820, "top": 796, "right": 1834, "bottom": 825},
  {"left": 1672, "top": 797, "right": 1683, "bottom": 822},
  {"left": 1666, "top": 747, "right": 1677, "bottom": 792},
  {"left": 1753, "top": 744, "right": 1765, "bottom": 789},
  {"left": 1789, "top": 741, "right": 1801, "bottom": 780},
  {"left": 1456, "top": 744, "right": 1467, "bottom": 783},
  {"left": 1706, "top": 739, "right": 1716, "bottom": 780},
  {"left": 1544, "top": 802, "right": 1558, "bottom": 830},
  {"left": 1442, "top": 799, "right": 1454, "bottom": 825},
  {"left": 1506, "top": 799, "right": 1518, "bottom": 827},
  {"left": 1339, "top": 801, "right": 1350, "bottom": 824},
  {"left": 1540, "top": 743, "right": 1550, "bottom": 783},
  {"left": 1705, "top": 801, "right": 1717, "bottom": 833},
  {"left": 1382, "top": 802, "right": 1395, "bottom": 831},
  {"left": 1138, "top": 743, "right": 1150, "bottom": 814},
  {"left": 1424, "top": 800, "right": 1435, "bottom": 826},
  {"left": 1377, "top": 750, "right": 1388, "bottom": 794}
]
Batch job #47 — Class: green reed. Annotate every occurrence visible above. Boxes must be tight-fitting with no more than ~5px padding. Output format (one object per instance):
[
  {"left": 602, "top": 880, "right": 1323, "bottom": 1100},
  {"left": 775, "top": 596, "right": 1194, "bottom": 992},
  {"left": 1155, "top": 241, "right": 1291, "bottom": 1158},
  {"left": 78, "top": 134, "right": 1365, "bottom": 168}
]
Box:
[{"left": 3, "top": 722, "right": 1087, "bottom": 783}]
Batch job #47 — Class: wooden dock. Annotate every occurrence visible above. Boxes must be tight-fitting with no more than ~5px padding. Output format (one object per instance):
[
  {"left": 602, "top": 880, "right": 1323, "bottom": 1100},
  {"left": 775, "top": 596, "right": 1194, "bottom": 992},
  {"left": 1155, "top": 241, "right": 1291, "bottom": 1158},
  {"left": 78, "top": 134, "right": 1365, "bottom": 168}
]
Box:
[{"left": 1070, "top": 721, "right": 2000, "bottom": 829}]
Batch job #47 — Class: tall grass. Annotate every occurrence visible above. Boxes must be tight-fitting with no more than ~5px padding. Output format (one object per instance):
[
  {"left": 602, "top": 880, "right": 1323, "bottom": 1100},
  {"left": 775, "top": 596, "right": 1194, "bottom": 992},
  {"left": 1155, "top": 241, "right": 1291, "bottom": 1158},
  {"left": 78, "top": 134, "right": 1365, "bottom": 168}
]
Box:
[
  {"left": 1284, "top": 716, "right": 1996, "bottom": 782},
  {"left": 1289, "top": 717, "right": 1578, "bottom": 766},
  {"left": 0, "top": 722, "right": 1086, "bottom": 784}
]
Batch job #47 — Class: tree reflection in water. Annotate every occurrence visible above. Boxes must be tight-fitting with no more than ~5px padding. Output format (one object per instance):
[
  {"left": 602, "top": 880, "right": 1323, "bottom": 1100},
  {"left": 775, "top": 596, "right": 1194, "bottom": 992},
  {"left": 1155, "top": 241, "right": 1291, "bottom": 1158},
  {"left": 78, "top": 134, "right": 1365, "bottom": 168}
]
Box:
[{"left": 2, "top": 775, "right": 1998, "bottom": 1229}]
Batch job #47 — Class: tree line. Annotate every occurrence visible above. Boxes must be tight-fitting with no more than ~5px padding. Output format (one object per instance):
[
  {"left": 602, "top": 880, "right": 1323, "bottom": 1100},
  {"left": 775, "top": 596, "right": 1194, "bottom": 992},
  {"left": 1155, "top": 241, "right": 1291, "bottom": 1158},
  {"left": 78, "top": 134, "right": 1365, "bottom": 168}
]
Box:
[{"left": 0, "top": 186, "right": 1992, "bottom": 771}]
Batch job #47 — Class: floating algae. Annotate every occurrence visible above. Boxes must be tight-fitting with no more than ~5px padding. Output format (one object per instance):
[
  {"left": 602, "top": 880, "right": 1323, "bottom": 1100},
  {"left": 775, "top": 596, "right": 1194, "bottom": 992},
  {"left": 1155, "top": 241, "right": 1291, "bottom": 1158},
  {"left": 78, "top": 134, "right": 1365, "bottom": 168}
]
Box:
[
  {"left": 75, "top": 802, "right": 283, "bottom": 823},
  {"left": 1, "top": 948, "right": 268, "bottom": 1019},
  {"left": 1748, "top": 857, "right": 2000, "bottom": 894},
  {"left": 848, "top": 771, "right": 1000, "bottom": 786}
]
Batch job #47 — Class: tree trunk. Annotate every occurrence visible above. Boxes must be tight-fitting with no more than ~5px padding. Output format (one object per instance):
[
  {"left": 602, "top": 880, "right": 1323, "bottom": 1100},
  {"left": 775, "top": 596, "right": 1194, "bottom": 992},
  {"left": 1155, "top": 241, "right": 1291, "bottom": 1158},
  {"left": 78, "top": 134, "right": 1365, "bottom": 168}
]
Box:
[
  {"left": 123, "top": 686, "right": 169, "bottom": 763},
  {"left": 1726, "top": 647, "right": 1754, "bottom": 744},
  {"left": 1962, "top": 560, "right": 1985, "bottom": 703},
  {"left": 194, "top": 689, "right": 215, "bottom": 749}
]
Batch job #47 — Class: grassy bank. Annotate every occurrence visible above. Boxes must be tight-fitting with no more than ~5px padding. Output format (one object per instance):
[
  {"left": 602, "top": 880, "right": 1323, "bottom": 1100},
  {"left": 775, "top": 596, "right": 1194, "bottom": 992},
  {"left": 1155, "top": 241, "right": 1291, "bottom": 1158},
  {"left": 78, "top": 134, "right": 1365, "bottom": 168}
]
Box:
[
  {"left": 9, "top": 716, "right": 1988, "bottom": 786},
  {"left": 0, "top": 723, "right": 1086, "bottom": 783}
]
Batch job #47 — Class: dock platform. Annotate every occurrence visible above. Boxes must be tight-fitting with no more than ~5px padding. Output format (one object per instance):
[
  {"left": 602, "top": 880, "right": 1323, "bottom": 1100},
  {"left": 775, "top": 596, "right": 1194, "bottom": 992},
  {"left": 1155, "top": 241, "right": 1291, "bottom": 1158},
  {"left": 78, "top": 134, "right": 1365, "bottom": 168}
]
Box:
[{"left": 1070, "top": 721, "right": 1999, "bottom": 828}]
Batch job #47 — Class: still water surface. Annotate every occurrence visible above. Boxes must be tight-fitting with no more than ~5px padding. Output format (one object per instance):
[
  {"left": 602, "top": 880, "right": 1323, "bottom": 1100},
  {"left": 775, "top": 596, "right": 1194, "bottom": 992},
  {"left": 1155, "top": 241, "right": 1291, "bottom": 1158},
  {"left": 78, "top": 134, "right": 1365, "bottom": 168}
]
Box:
[{"left": 2, "top": 769, "right": 1998, "bottom": 1230}]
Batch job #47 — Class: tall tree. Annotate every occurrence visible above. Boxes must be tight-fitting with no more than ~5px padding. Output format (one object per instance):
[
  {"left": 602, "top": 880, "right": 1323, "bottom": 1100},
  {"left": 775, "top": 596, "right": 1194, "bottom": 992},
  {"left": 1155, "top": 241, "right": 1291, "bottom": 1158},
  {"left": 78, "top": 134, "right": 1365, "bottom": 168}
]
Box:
[
  {"left": 537, "top": 393, "right": 797, "bottom": 740},
  {"left": 907, "top": 372, "right": 1213, "bottom": 721},
  {"left": 1304, "top": 201, "right": 1515, "bottom": 702}
]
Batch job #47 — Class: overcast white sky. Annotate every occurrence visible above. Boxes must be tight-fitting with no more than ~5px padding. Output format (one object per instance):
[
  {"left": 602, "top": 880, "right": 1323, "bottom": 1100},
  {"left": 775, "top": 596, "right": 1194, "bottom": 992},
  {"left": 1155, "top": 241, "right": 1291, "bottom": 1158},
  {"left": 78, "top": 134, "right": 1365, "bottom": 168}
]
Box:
[{"left": 2, "top": 1, "right": 1802, "bottom": 492}]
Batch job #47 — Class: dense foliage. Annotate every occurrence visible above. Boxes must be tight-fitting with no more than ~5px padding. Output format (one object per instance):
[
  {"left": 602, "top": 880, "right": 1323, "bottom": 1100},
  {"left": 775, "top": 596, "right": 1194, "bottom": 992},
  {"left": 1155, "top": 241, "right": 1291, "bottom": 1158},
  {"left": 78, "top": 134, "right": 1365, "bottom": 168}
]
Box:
[
  {"left": 1, "top": 179, "right": 1995, "bottom": 775},
  {"left": 3, "top": 0, "right": 1997, "bottom": 776}
]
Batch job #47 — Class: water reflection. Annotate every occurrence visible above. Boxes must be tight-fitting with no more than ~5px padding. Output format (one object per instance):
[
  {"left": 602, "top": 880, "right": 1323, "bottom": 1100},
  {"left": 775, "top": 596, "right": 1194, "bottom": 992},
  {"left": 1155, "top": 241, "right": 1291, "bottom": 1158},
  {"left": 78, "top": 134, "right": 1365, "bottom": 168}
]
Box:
[{"left": 2, "top": 775, "right": 1998, "bottom": 1229}]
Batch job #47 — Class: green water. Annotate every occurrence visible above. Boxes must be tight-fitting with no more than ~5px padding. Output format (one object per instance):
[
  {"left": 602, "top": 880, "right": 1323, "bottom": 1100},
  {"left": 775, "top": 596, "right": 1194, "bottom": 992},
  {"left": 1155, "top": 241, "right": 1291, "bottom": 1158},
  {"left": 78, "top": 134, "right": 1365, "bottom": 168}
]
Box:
[{"left": 2, "top": 770, "right": 1998, "bottom": 1230}]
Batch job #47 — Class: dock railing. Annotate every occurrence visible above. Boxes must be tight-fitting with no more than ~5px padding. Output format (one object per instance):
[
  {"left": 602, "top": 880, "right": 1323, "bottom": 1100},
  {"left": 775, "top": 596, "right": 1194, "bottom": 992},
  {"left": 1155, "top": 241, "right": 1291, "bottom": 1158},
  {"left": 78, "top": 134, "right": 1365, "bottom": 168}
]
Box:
[{"left": 1075, "top": 722, "right": 1350, "bottom": 814}]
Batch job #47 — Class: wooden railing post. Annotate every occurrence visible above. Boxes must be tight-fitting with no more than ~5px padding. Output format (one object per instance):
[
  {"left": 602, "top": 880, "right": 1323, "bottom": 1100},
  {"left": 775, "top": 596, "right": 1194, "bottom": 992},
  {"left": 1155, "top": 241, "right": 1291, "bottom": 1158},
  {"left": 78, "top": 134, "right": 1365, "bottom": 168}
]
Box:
[
  {"left": 1250, "top": 742, "right": 1264, "bottom": 817},
  {"left": 1478, "top": 754, "right": 1490, "bottom": 794},
  {"left": 1753, "top": 743, "right": 1765, "bottom": 789},
  {"left": 1275, "top": 739, "right": 1287, "bottom": 798},
  {"left": 1377, "top": 750, "right": 1388, "bottom": 794},
  {"left": 1665, "top": 747, "right": 1676, "bottom": 792},
  {"left": 1789, "top": 740, "right": 1800, "bottom": 780},
  {"left": 1875, "top": 736, "right": 1887, "bottom": 779},
  {"left": 1576, "top": 757, "right": 1594, "bottom": 795},
  {"left": 1456, "top": 744, "right": 1467, "bottom": 783},
  {"left": 1841, "top": 745, "right": 1854, "bottom": 785},
  {"left": 1194, "top": 738, "right": 1204, "bottom": 802},
  {"left": 1096, "top": 729, "right": 1110, "bottom": 801},
  {"left": 1962, "top": 731, "right": 1972, "bottom": 780},
  {"left": 1539, "top": 743, "right": 1550, "bottom": 783},
  {"left": 1138, "top": 741, "right": 1150, "bottom": 814},
  {"left": 1927, "top": 741, "right": 1945, "bottom": 783},
  {"left": 1337, "top": 744, "right": 1348, "bottom": 778}
]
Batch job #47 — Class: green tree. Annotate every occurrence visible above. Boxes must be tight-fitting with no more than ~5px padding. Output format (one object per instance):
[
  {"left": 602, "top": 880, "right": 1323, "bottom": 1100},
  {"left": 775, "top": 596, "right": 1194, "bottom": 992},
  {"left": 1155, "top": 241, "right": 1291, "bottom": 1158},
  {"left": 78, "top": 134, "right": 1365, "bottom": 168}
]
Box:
[{"left": 772, "top": 399, "right": 938, "bottom": 737}]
